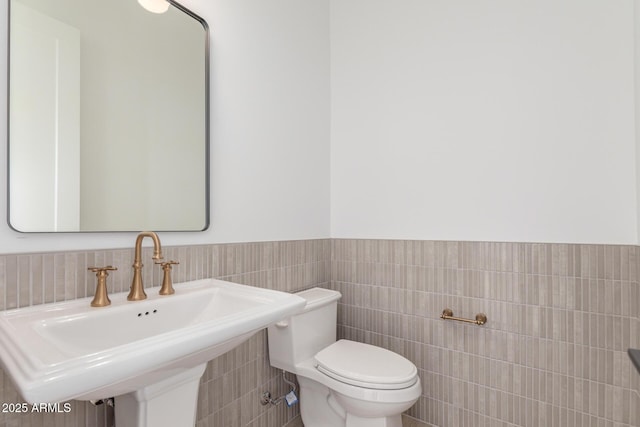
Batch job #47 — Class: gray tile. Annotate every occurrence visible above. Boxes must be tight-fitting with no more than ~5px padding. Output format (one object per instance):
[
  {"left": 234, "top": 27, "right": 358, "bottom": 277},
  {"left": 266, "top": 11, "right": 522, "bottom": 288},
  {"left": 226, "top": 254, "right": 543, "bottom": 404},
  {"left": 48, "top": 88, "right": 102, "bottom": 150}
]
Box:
[
  {"left": 0, "top": 239, "right": 329, "bottom": 427},
  {"left": 334, "top": 239, "right": 639, "bottom": 427},
  {"left": 0, "top": 238, "right": 637, "bottom": 427}
]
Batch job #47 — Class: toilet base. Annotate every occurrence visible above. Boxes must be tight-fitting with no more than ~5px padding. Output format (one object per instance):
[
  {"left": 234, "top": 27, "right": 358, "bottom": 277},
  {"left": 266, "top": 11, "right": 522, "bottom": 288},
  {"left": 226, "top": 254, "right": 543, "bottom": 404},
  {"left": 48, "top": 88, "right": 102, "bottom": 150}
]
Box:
[
  {"left": 346, "top": 413, "right": 402, "bottom": 427},
  {"left": 298, "top": 376, "right": 345, "bottom": 426},
  {"left": 295, "top": 371, "right": 417, "bottom": 427}
]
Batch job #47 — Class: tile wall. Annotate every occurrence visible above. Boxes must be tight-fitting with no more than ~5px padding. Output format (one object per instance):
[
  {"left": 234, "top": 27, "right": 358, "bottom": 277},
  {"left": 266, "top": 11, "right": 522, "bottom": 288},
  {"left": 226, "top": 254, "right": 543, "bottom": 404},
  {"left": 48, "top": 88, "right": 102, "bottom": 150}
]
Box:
[
  {"left": 0, "top": 239, "right": 330, "bottom": 427},
  {"left": 331, "top": 240, "right": 640, "bottom": 427},
  {"left": 1, "top": 238, "right": 639, "bottom": 427}
]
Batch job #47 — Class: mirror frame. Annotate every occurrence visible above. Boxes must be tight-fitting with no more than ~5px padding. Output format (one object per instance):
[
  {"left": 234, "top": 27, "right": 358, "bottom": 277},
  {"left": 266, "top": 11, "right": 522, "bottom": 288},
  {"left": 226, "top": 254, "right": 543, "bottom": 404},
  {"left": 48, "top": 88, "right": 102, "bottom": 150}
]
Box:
[{"left": 6, "top": 0, "right": 211, "bottom": 233}]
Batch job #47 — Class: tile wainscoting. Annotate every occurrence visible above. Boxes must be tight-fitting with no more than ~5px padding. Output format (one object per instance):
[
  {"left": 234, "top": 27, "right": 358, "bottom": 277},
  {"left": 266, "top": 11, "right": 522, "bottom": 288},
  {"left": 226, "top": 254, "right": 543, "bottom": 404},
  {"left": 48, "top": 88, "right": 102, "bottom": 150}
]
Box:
[
  {"left": 0, "top": 239, "right": 330, "bottom": 427},
  {"left": 0, "top": 238, "right": 639, "bottom": 427},
  {"left": 330, "top": 239, "right": 640, "bottom": 427}
]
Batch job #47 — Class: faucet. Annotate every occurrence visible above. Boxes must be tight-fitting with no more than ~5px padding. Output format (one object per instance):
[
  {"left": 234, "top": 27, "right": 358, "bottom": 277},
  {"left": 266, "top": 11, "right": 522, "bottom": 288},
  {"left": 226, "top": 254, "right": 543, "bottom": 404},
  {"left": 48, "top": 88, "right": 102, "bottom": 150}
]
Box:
[{"left": 128, "top": 231, "right": 164, "bottom": 301}]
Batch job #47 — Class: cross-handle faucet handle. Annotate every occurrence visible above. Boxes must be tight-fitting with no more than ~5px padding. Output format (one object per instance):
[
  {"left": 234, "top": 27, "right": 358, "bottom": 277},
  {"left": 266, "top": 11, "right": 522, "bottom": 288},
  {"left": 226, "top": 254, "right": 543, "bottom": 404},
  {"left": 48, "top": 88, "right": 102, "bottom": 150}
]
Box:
[
  {"left": 89, "top": 266, "right": 117, "bottom": 273},
  {"left": 155, "top": 260, "right": 179, "bottom": 295},
  {"left": 88, "top": 266, "right": 118, "bottom": 307}
]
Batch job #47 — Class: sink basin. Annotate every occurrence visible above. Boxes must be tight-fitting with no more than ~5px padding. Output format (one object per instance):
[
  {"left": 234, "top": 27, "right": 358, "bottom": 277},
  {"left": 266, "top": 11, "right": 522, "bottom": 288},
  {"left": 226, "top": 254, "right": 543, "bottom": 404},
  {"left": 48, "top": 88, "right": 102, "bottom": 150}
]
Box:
[{"left": 0, "top": 279, "right": 305, "bottom": 408}]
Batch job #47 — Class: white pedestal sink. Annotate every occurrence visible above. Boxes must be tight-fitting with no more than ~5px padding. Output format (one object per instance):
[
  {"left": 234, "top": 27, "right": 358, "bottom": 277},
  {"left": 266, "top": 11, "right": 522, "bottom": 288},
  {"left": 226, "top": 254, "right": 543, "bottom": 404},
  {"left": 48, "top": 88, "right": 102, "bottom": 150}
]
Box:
[{"left": 0, "top": 279, "right": 306, "bottom": 426}]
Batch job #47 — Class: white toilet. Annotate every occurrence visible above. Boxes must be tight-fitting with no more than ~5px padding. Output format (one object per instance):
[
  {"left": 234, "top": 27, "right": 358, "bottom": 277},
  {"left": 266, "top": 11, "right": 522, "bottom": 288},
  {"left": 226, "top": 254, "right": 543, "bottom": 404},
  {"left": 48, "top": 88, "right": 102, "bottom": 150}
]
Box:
[{"left": 267, "top": 287, "right": 421, "bottom": 427}]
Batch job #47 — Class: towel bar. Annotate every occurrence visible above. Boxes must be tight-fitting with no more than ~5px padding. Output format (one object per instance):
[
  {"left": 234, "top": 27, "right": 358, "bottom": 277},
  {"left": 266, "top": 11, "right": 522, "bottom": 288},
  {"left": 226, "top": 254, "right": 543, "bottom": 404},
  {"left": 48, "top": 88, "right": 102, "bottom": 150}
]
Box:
[{"left": 440, "top": 308, "right": 487, "bottom": 326}]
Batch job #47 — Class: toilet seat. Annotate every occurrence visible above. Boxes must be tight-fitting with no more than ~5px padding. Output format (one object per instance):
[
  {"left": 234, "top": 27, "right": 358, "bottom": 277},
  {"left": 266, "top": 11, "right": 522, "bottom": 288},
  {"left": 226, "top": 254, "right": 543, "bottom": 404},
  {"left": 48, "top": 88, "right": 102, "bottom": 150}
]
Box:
[{"left": 314, "top": 340, "right": 418, "bottom": 390}]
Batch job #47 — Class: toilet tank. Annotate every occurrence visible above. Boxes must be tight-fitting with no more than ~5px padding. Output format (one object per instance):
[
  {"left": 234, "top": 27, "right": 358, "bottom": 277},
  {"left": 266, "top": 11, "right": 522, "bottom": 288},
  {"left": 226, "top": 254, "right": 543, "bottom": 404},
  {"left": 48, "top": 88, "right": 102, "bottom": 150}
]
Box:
[{"left": 267, "top": 287, "right": 341, "bottom": 373}]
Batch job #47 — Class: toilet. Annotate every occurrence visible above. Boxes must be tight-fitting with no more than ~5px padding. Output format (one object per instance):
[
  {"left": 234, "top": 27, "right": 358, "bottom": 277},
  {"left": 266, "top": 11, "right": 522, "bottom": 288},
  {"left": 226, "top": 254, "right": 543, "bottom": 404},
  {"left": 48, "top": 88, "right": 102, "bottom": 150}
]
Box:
[{"left": 267, "top": 288, "right": 421, "bottom": 427}]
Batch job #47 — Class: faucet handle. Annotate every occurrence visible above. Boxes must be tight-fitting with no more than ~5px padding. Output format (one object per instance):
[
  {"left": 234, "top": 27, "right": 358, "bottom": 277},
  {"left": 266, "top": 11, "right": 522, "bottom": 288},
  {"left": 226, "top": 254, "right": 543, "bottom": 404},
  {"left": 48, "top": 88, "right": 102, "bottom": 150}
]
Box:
[
  {"left": 155, "top": 260, "right": 179, "bottom": 295},
  {"left": 88, "top": 266, "right": 117, "bottom": 273},
  {"left": 155, "top": 260, "right": 179, "bottom": 267},
  {"left": 88, "top": 266, "right": 117, "bottom": 307}
]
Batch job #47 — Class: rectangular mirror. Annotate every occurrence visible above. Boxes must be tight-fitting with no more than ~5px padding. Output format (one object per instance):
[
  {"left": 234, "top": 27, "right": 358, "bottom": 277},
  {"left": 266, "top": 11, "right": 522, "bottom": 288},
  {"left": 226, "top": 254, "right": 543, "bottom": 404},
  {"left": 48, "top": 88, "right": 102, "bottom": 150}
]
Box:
[{"left": 8, "top": 0, "right": 209, "bottom": 232}]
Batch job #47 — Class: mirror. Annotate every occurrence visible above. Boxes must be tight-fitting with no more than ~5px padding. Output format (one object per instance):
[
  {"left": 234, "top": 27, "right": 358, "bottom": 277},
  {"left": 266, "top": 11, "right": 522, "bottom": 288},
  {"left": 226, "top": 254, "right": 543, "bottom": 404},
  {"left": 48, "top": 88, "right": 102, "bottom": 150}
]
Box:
[{"left": 8, "top": 0, "right": 209, "bottom": 232}]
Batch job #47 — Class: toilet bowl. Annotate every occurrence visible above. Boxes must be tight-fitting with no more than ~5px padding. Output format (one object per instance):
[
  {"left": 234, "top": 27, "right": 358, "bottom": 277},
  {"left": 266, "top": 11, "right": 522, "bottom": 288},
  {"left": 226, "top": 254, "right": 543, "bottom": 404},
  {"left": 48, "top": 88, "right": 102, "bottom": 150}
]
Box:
[{"left": 267, "top": 288, "right": 421, "bottom": 427}]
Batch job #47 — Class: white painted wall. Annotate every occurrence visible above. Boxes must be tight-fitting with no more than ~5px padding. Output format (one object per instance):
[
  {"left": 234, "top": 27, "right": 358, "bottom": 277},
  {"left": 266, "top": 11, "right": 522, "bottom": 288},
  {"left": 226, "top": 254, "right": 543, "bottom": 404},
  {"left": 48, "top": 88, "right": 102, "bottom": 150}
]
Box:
[
  {"left": 0, "top": 0, "right": 330, "bottom": 253},
  {"left": 331, "top": 0, "right": 638, "bottom": 244},
  {"left": 636, "top": 1, "right": 640, "bottom": 246},
  {"left": 0, "top": 0, "right": 638, "bottom": 252}
]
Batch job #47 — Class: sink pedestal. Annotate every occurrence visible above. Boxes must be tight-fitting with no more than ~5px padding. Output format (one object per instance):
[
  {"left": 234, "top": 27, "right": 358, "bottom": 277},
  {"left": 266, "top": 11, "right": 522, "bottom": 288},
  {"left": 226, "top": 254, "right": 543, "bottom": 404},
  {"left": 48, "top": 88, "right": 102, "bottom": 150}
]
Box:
[{"left": 114, "top": 364, "right": 206, "bottom": 427}]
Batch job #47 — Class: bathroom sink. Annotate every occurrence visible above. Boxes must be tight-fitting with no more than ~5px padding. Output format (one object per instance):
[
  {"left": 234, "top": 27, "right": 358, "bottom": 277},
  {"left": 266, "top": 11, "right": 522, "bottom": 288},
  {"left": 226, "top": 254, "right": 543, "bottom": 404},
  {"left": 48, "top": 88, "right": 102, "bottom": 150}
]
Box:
[{"left": 0, "top": 279, "right": 306, "bottom": 404}]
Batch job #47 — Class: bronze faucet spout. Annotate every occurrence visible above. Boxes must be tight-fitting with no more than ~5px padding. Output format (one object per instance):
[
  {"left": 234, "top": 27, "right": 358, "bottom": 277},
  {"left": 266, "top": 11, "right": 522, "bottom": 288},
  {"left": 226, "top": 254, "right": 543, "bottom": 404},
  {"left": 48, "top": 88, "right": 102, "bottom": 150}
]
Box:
[{"left": 128, "top": 231, "right": 164, "bottom": 301}]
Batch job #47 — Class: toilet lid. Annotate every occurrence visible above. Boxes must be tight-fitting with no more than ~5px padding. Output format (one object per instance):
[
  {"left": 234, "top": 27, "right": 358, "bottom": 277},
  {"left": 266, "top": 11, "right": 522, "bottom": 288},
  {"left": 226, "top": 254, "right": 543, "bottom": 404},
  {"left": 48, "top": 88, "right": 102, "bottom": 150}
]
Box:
[{"left": 314, "top": 340, "right": 418, "bottom": 390}]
